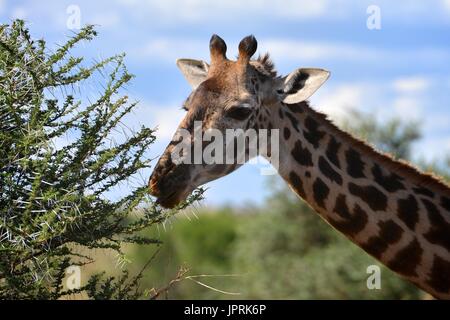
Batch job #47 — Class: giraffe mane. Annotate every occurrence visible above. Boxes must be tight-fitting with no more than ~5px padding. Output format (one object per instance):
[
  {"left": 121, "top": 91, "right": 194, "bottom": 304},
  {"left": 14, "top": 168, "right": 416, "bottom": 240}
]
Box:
[
  {"left": 304, "top": 101, "right": 450, "bottom": 196},
  {"left": 251, "top": 53, "right": 277, "bottom": 78}
]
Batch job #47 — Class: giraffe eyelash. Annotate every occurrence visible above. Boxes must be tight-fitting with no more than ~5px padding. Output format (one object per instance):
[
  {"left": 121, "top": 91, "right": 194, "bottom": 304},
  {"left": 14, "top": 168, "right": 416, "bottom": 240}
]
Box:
[
  {"left": 181, "top": 98, "right": 189, "bottom": 111},
  {"left": 182, "top": 93, "right": 195, "bottom": 111},
  {"left": 225, "top": 105, "right": 253, "bottom": 120}
]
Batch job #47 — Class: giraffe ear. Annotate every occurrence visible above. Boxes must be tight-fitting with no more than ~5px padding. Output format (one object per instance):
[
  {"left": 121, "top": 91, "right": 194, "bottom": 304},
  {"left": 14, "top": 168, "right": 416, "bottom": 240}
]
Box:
[
  {"left": 278, "top": 68, "right": 330, "bottom": 104},
  {"left": 176, "top": 59, "right": 209, "bottom": 89}
]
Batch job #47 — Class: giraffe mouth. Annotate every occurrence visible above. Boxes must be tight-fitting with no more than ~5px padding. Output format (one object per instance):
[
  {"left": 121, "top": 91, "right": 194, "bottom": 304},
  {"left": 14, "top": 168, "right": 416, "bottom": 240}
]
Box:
[
  {"left": 155, "top": 190, "right": 185, "bottom": 209},
  {"left": 149, "top": 178, "right": 190, "bottom": 209},
  {"left": 148, "top": 159, "right": 193, "bottom": 208}
]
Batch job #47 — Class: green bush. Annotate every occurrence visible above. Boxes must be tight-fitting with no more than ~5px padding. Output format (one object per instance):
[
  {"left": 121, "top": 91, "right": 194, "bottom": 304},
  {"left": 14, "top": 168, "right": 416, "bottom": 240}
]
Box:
[{"left": 132, "top": 208, "right": 240, "bottom": 299}]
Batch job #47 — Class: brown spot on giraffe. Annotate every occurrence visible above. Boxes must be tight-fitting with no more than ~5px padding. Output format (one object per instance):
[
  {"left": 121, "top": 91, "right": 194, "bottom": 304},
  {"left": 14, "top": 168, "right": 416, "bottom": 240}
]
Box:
[
  {"left": 345, "top": 148, "right": 366, "bottom": 178},
  {"left": 427, "top": 256, "right": 450, "bottom": 293},
  {"left": 360, "top": 221, "right": 404, "bottom": 259},
  {"left": 421, "top": 198, "right": 450, "bottom": 251},
  {"left": 348, "top": 183, "right": 388, "bottom": 212},
  {"left": 372, "top": 163, "right": 405, "bottom": 192},
  {"left": 328, "top": 194, "right": 368, "bottom": 236},
  {"left": 291, "top": 140, "right": 313, "bottom": 167},
  {"left": 378, "top": 220, "right": 404, "bottom": 245},
  {"left": 397, "top": 195, "right": 419, "bottom": 230},
  {"left": 318, "top": 156, "right": 343, "bottom": 185},
  {"left": 303, "top": 116, "right": 325, "bottom": 149},
  {"left": 285, "top": 111, "right": 300, "bottom": 132},
  {"left": 387, "top": 238, "right": 423, "bottom": 277},
  {"left": 283, "top": 127, "right": 291, "bottom": 140},
  {"left": 361, "top": 236, "right": 389, "bottom": 259},
  {"left": 287, "top": 102, "right": 304, "bottom": 114},
  {"left": 326, "top": 136, "right": 341, "bottom": 169},
  {"left": 289, "top": 171, "right": 306, "bottom": 199},
  {"left": 413, "top": 186, "right": 434, "bottom": 198},
  {"left": 442, "top": 196, "right": 450, "bottom": 212},
  {"left": 313, "top": 177, "right": 329, "bottom": 209}
]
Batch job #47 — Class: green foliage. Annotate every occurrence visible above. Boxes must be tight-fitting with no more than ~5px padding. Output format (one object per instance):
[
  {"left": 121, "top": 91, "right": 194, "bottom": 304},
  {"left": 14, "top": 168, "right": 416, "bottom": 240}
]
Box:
[
  {"left": 0, "top": 20, "right": 201, "bottom": 299},
  {"left": 132, "top": 208, "right": 240, "bottom": 299}
]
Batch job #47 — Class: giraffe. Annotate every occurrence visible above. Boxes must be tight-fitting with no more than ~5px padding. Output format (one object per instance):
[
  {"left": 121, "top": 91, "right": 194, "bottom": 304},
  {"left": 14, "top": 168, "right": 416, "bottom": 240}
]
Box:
[{"left": 148, "top": 35, "right": 450, "bottom": 299}]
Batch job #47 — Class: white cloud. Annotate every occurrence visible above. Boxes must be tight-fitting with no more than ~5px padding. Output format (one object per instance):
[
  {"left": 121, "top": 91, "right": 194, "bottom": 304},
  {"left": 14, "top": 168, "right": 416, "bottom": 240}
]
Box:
[
  {"left": 114, "top": 0, "right": 450, "bottom": 27},
  {"left": 423, "top": 114, "right": 450, "bottom": 133},
  {"left": 11, "top": 7, "right": 27, "bottom": 19},
  {"left": 2, "top": 2, "right": 124, "bottom": 32},
  {"left": 131, "top": 102, "right": 185, "bottom": 140},
  {"left": 390, "top": 76, "right": 433, "bottom": 121},
  {"left": 135, "top": 38, "right": 209, "bottom": 63},
  {"left": 116, "top": 0, "right": 333, "bottom": 22},
  {"left": 425, "top": 137, "right": 450, "bottom": 155},
  {"left": 392, "top": 96, "right": 423, "bottom": 120},
  {"left": 261, "top": 40, "right": 379, "bottom": 62},
  {"left": 392, "top": 76, "right": 430, "bottom": 93},
  {"left": 90, "top": 12, "right": 121, "bottom": 28},
  {"left": 133, "top": 37, "right": 382, "bottom": 66},
  {"left": 133, "top": 36, "right": 450, "bottom": 68},
  {"left": 135, "top": 38, "right": 381, "bottom": 64},
  {"left": 415, "top": 137, "right": 450, "bottom": 162},
  {"left": 446, "top": 137, "right": 450, "bottom": 150},
  {"left": 313, "top": 83, "right": 370, "bottom": 120},
  {"left": 260, "top": 39, "right": 450, "bottom": 64},
  {"left": 442, "top": 0, "right": 450, "bottom": 12},
  {"left": 151, "top": 107, "right": 185, "bottom": 140},
  {"left": 312, "top": 79, "right": 431, "bottom": 124}
]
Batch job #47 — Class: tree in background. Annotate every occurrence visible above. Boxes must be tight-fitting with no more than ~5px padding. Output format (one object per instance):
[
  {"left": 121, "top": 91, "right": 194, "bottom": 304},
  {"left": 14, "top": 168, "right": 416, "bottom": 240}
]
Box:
[
  {"left": 341, "top": 109, "right": 421, "bottom": 160},
  {"left": 0, "top": 20, "right": 201, "bottom": 299}
]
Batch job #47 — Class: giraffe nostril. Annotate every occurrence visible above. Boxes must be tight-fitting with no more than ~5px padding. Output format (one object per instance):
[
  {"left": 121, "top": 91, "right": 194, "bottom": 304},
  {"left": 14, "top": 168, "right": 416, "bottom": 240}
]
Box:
[{"left": 158, "top": 159, "right": 176, "bottom": 177}]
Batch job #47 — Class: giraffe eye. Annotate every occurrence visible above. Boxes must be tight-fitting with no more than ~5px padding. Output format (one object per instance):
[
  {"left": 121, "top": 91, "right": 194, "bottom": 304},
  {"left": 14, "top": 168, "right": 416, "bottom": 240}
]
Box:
[{"left": 225, "top": 106, "right": 252, "bottom": 120}]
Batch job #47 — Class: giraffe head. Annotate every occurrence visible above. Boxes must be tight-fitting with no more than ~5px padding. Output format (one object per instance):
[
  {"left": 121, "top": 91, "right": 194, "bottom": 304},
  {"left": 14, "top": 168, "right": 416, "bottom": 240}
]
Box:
[{"left": 149, "top": 35, "right": 330, "bottom": 208}]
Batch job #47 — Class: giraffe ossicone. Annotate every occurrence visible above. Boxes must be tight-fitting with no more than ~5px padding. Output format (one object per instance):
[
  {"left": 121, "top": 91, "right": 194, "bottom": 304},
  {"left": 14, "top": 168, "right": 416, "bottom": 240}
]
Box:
[{"left": 148, "top": 35, "right": 450, "bottom": 299}]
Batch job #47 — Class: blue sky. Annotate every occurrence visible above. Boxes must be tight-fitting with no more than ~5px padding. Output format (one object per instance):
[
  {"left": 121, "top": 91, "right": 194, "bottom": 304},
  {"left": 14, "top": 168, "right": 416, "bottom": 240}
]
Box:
[{"left": 2, "top": 0, "right": 450, "bottom": 206}]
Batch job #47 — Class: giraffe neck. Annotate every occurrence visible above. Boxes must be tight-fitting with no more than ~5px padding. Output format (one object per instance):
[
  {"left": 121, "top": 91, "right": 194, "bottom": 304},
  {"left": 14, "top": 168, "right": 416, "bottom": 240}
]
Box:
[{"left": 264, "top": 100, "right": 450, "bottom": 299}]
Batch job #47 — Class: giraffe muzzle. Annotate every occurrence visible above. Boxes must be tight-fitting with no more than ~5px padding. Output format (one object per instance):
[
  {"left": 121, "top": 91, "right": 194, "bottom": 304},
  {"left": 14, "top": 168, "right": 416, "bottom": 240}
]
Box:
[
  {"left": 148, "top": 161, "right": 192, "bottom": 208},
  {"left": 149, "top": 177, "right": 190, "bottom": 208}
]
